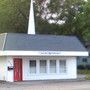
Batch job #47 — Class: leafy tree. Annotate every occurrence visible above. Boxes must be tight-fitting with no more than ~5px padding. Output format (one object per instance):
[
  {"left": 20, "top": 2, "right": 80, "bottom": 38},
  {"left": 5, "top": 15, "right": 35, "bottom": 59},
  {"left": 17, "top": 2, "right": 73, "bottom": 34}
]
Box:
[
  {"left": 0, "top": 0, "right": 90, "bottom": 42},
  {"left": 0, "top": 0, "right": 30, "bottom": 33},
  {"left": 35, "top": 0, "right": 90, "bottom": 41},
  {"left": 83, "top": 0, "right": 90, "bottom": 41}
]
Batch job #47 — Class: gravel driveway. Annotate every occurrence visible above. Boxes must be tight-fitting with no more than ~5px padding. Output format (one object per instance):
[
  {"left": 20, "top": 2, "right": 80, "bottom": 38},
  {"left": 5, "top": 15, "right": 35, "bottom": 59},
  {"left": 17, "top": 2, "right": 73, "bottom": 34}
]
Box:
[{"left": 0, "top": 80, "right": 90, "bottom": 90}]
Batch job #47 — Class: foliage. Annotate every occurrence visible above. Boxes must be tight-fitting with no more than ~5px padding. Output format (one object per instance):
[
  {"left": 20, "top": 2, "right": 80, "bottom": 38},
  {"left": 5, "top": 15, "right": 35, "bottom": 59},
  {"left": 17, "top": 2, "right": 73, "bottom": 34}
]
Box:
[
  {"left": 8, "top": 0, "right": 30, "bottom": 33},
  {"left": 0, "top": 0, "right": 30, "bottom": 33},
  {"left": 78, "top": 70, "right": 90, "bottom": 80},
  {"left": 85, "top": 75, "right": 90, "bottom": 80},
  {"left": 78, "top": 70, "right": 90, "bottom": 75},
  {"left": 0, "top": 0, "right": 90, "bottom": 41},
  {"left": 78, "top": 65, "right": 90, "bottom": 70},
  {"left": 35, "top": 0, "right": 90, "bottom": 41}
]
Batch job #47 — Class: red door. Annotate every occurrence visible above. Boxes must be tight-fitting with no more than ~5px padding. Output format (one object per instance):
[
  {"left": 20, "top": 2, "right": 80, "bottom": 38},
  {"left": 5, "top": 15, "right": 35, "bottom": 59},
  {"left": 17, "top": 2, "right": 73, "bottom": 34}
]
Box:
[{"left": 14, "top": 58, "right": 22, "bottom": 81}]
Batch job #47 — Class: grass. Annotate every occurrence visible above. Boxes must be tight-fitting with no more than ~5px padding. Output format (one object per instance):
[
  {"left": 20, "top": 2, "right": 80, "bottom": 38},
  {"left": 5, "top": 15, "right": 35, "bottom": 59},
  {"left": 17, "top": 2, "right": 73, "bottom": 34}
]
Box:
[
  {"left": 85, "top": 75, "right": 90, "bottom": 80},
  {"left": 78, "top": 70, "right": 90, "bottom": 75},
  {"left": 78, "top": 70, "right": 90, "bottom": 80}
]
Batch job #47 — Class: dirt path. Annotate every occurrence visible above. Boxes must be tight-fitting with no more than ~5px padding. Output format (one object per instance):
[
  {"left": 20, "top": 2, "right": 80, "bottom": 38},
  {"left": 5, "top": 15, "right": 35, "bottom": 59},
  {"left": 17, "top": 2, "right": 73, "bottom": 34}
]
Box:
[{"left": 0, "top": 80, "right": 90, "bottom": 90}]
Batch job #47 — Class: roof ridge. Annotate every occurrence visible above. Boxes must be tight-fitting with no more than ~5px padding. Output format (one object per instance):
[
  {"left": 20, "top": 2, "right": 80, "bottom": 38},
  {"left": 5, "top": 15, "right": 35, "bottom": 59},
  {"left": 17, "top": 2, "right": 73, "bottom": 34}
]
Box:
[{"left": 3, "top": 33, "right": 76, "bottom": 37}]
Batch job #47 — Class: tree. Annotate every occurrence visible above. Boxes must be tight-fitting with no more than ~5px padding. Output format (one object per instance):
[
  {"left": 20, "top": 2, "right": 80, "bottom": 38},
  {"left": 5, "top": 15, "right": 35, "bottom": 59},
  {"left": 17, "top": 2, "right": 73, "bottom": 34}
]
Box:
[
  {"left": 0, "top": 0, "right": 30, "bottom": 33},
  {"left": 35, "top": 0, "right": 90, "bottom": 41},
  {"left": 83, "top": 0, "right": 90, "bottom": 41},
  {"left": 0, "top": 0, "right": 90, "bottom": 42}
]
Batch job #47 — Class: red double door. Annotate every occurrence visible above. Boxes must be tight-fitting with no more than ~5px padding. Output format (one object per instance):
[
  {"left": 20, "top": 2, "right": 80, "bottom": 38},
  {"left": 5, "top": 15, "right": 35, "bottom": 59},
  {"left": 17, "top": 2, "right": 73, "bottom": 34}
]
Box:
[{"left": 14, "top": 58, "right": 22, "bottom": 81}]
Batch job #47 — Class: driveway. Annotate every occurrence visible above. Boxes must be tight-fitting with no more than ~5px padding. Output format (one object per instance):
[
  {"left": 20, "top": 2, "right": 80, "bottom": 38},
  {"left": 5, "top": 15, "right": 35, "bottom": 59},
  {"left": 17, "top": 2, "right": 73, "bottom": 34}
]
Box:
[{"left": 0, "top": 80, "right": 90, "bottom": 90}]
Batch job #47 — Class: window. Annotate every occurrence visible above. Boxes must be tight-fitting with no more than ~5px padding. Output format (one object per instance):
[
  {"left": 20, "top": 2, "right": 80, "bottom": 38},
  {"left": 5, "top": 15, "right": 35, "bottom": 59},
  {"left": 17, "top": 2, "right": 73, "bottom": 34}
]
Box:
[
  {"left": 82, "top": 58, "right": 87, "bottom": 63},
  {"left": 50, "top": 60, "right": 56, "bottom": 73},
  {"left": 40, "top": 60, "right": 46, "bottom": 73},
  {"left": 30, "top": 60, "right": 36, "bottom": 73},
  {"left": 59, "top": 60, "right": 66, "bottom": 73}
]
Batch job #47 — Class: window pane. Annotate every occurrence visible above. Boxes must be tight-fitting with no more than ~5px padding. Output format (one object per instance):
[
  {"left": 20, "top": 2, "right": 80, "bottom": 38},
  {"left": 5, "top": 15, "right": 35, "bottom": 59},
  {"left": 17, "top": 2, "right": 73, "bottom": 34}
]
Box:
[
  {"left": 82, "top": 58, "right": 87, "bottom": 62},
  {"left": 30, "top": 60, "right": 36, "bottom": 73},
  {"left": 40, "top": 60, "right": 46, "bottom": 73},
  {"left": 59, "top": 60, "right": 66, "bottom": 73},
  {"left": 50, "top": 60, "right": 56, "bottom": 73}
]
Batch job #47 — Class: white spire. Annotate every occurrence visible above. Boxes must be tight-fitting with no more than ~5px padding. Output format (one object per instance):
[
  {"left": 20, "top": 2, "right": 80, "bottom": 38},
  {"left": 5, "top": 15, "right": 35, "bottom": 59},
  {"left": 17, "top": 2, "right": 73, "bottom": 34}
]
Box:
[{"left": 28, "top": 0, "right": 35, "bottom": 34}]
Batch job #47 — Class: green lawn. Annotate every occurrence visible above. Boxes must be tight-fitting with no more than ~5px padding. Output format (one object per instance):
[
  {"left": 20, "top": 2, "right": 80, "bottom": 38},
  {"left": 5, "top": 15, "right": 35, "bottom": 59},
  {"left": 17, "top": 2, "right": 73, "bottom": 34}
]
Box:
[
  {"left": 78, "top": 70, "right": 90, "bottom": 80},
  {"left": 78, "top": 70, "right": 90, "bottom": 75}
]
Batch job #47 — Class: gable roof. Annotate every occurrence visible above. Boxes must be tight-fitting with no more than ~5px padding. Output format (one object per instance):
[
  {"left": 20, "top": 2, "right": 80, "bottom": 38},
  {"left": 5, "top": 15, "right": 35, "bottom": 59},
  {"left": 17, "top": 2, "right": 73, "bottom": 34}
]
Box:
[{"left": 0, "top": 33, "right": 87, "bottom": 52}]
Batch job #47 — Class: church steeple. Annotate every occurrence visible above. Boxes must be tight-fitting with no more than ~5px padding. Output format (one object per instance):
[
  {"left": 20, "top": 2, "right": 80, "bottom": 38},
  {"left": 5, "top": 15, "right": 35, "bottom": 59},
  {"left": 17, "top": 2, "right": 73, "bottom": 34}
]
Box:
[{"left": 28, "top": 0, "right": 35, "bottom": 34}]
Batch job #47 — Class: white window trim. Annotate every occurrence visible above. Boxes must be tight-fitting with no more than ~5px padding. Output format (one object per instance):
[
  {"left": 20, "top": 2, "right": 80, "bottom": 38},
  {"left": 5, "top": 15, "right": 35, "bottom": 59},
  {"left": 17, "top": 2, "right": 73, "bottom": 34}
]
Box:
[
  {"left": 47, "top": 59, "right": 50, "bottom": 74},
  {"left": 36, "top": 59, "right": 39, "bottom": 74},
  {"left": 56, "top": 60, "right": 59, "bottom": 74},
  {"left": 59, "top": 60, "right": 67, "bottom": 74},
  {"left": 49, "top": 60, "right": 56, "bottom": 74},
  {"left": 40, "top": 60, "right": 47, "bottom": 74},
  {"left": 29, "top": 60, "right": 36, "bottom": 74},
  {"left": 29, "top": 59, "right": 67, "bottom": 75}
]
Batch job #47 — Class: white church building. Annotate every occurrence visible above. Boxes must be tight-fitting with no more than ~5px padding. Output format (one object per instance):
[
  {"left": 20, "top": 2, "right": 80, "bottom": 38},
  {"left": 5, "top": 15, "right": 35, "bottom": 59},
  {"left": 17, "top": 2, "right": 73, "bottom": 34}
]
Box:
[{"left": 0, "top": 0, "right": 88, "bottom": 82}]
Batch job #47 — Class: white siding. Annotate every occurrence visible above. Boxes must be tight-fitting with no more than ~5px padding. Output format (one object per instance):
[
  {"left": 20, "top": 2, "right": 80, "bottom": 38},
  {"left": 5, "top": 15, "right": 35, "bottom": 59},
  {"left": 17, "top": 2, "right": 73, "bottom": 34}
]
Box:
[
  {"left": 0, "top": 56, "right": 77, "bottom": 82},
  {"left": 23, "top": 56, "right": 77, "bottom": 80},
  {"left": 6, "top": 57, "right": 14, "bottom": 82},
  {"left": 0, "top": 57, "right": 7, "bottom": 81},
  {"left": 0, "top": 56, "right": 14, "bottom": 82},
  {"left": 67, "top": 57, "right": 77, "bottom": 78}
]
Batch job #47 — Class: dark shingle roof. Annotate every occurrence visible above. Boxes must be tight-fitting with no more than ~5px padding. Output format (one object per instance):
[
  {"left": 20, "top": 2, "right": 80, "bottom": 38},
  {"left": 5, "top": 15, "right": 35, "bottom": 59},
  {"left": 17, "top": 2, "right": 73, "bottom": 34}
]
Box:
[{"left": 0, "top": 33, "right": 87, "bottom": 51}]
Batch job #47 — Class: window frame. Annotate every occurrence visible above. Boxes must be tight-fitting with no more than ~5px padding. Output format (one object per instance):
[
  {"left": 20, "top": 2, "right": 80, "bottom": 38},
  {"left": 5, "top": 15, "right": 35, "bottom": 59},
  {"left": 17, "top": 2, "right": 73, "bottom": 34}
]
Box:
[
  {"left": 40, "top": 60, "right": 47, "bottom": 74},
  {"left": 50, "top": 60, "right": 56, "bottom": 73},
  {"left": 59, "top": 60, "right": 67, "bottom": 73},
  {"left": 29, "top": 60, "right": 36, "bottom": 74}
]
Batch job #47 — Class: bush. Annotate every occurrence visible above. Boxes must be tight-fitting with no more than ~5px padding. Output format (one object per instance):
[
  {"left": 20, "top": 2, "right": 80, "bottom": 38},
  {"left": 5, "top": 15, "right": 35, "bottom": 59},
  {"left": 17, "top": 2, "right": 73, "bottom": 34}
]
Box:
[
  {"left": 78, "top": 65, "right": 90, "bottom": 70},
  {"left": 77, "top": 65, "right": 86, "bottom": 70},
  {"left": 86, "top": 65, "right": 90, "bottom": 70}
]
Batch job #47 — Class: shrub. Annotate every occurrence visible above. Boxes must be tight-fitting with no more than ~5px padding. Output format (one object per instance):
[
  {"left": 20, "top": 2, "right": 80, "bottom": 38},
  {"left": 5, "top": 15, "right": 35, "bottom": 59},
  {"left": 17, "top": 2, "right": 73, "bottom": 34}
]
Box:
[
  {"left": 77, "top": 65, "right": 86, "bottom": 70},
  {"left": 78, "top": 65, "right": 90, "bottom": 70},
  {"left": 86, "top": 65, "right": 90, "bottom": 70}
]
